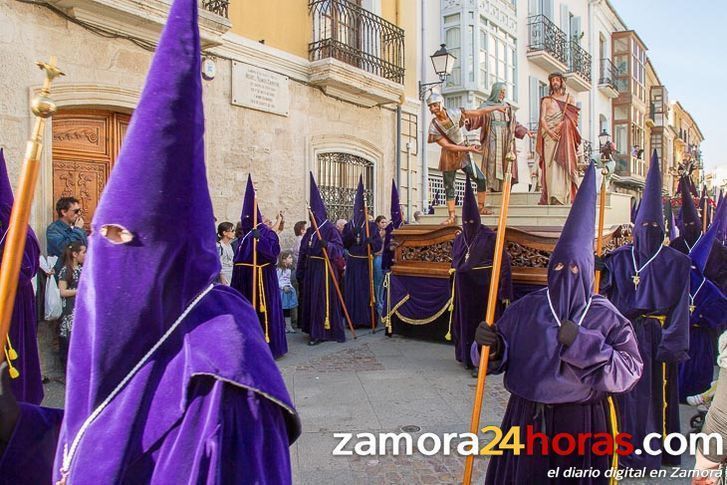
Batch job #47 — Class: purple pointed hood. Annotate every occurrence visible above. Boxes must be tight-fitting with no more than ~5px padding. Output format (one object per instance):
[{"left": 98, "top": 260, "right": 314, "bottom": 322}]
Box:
[
  {"left": 461, "top": 175, "right": 480, "bottom": 242},
  {"left": 717, "top": 196, "right": 727, "bottom": 244},
  {"left": 633, "top": 151, "right": 665, "bottom": 263},
  {"left": 679, "top": 175, "right": 701, "bottom": 243},
  {"left": 691, "top": 199, "right": 725, "bottom": 273},
  {"left": 352, "top": 175, "right": 366, "bottom": 227},
  {"left": 240, "top": 174, "right": 263, "bottom": 233},
  {"left": 390, "top": 179, "right": 402, "bottom": 228},
  {"left": 65, "top": 0, "right": 220, "bottom": 416},
  {"left": 309, "top": 172, "right": 328, "bottom": 226},
  {"left": 547, "top": 162, "right": 596, "bottom": 322}
]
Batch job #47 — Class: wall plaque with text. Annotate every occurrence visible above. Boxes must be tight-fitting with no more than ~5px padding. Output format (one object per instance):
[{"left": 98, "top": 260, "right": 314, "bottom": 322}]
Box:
[{"left": 231, "top": 62, "right": 290, "bottom": 117}]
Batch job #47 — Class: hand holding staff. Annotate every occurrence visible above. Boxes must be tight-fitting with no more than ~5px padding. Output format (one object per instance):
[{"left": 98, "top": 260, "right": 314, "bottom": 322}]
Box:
[
  {"left": 307, "top": 207, "right": 357, "bottom": 339},
  {"left": 463, "top": 158, "right": 514, "bottom": 485},
  {"left": 0, "top": 58, "right": 63, "bottom": 365}
]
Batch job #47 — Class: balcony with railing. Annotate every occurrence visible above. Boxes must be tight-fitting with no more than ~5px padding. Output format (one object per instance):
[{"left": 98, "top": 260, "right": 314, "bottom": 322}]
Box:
[
  {"left": 307, "top": 0, "right": 406, "bottom": 106},
  {"left": 597, "top": 58, "right": 619, "bottom": 99},
  {"left": 46, "top": 0, "right": 231, "bottom": 47},
  {"left": 527, "top": 15, "right": 568, "bottom": 73},
  {"left": 564, "top": 41, "right": 591, "bottom": 92}
]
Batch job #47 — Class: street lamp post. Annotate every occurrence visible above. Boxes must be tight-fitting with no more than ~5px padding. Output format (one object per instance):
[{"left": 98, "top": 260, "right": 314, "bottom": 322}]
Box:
[
  {"left": 418, "top": 44, "right": 456, "bottom": 100},
  {"left": 419, "top": 44, "right": 457, "bottom": 215}
]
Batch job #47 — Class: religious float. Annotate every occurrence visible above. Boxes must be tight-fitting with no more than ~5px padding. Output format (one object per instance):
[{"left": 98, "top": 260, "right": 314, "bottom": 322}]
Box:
[{"left": 384, "top": 190, "right": 634, "bottom": 340}]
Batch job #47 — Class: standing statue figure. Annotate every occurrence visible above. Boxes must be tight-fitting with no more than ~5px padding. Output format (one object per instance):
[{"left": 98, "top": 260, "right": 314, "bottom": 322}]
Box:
[
  {"left": 537, "top": 72, "right": 581, "bottom": 205},
  {"left": 426, "top": 92, "right": 506, "bottom": 225},
  {"left": 469, "top": 82, "right": 531, "bottom": 209}
]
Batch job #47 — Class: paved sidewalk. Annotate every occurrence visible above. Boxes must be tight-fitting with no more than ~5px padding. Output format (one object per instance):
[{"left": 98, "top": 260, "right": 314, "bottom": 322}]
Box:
[{"left": 39, "top": 324, "right": 700, "bottom": 484}]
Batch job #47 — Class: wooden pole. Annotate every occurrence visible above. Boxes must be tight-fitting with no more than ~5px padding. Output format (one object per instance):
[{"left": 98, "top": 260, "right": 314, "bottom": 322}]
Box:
[
  {"left": 703, "top": 198, "right": 708, "bottom": 233},
  {"left": 462, "top": 160, "right": 514, "bottom": 485},
  {"left": 251, "top": 193, "right": 258, "bottom": 311},
  {"left": 363, "top": 198, "right": 376, "bottom": 332},
  {"left": 594, "top": 171, "right": 608, "bottom": 293},
  {"left": 0, "top": 58, "right": 63, "bottom": 359},
  {"left": 307, "top": 208, "right": 357, "bottom": 339}
]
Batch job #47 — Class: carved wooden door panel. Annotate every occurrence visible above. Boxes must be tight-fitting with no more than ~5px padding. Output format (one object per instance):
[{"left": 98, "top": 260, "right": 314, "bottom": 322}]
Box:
[{"left": 52, "top": 110, "right": 131, "bottom": 230}]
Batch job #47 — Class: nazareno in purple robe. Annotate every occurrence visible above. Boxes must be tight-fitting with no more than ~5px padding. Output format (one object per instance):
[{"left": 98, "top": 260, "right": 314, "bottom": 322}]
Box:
[
  {"left": 670, "top": 175, "right": 703, "bottom": 254},
  {"left": 678, "top": 205, "right": 727, "bottom": 401},
  {"left": 481, "top": 163, "right": 642, "bottom": 485},
  {"left": 705, "top": 197, "right": 727, "bottom": 294},
  {"left": 382, "top": 179, "right": 403, "bottom": 271},
  {"left": 451, "top": 176, "right": 512, "bottom": 368},
  {"left": 342, "top": 219, "right": 382, "bottom": 328},
  {"left": 296, "top": 173, "right": 346, "bottom": 343},
  {"left": 601, "top": 152, "right": 690, "bottom": 471},
  {"left": 342, "top": 175, "right": 381, "bottom": 328},
  {"left": 230, "top": 175, "right": 287, "bottom": 358},
  {"left": 0, "top": 1, "right": 300, "bottom": 482},
  {"left": 0, "top": 148, "right": 43, "bottom": 405}
]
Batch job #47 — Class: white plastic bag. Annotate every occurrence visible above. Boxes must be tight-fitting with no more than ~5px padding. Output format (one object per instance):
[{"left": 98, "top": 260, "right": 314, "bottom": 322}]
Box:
[
  {"left": 42, "top": 256, "right": 62, "bottom": 321},
  {"left": 44, "top": 276, "right": 62, "bottom": 321}
]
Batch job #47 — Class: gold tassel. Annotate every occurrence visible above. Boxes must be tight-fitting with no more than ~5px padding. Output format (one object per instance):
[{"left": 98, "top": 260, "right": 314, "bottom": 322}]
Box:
[
  {"left": 445, "top": 269, "right": 456, "bottom": 341},
  {"left": 6, "top": 336, "right": 18, "bottom": 361},
  {"left": 3, "top": 346, "right": 19, "bottom": 379}
]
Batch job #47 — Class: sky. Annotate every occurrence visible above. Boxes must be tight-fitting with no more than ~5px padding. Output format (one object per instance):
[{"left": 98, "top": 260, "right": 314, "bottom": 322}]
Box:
[{"left": 609, "top": 0, "right": 727, "bottom": 183}]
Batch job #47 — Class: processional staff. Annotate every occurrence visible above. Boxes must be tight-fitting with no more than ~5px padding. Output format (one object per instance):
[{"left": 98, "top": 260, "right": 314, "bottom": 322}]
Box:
[
  {"left": 463, "top": 154, "right": 515, "bottom": 484},
  {"left": 0, "top": 58, "right": 64, "bottom": 369}
]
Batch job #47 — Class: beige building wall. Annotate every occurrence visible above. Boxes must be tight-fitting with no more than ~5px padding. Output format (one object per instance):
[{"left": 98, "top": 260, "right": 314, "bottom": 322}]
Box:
[{"left": 0, "top": 0, "right": 410, "bottom": 252}]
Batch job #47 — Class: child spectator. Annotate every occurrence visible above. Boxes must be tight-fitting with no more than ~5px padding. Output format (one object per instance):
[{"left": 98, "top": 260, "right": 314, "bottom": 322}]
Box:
[
  {"left": 58, "top": 241, "right": 86, "bottom": 367},
  {"left": 216, "top": 222, "right": 235, "bottom": 285},
  {"left": 277, "top": 250, "right": 298, "bottom": 333}
]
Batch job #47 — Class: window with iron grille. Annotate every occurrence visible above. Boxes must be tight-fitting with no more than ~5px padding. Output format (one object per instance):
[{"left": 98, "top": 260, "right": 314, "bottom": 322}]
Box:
[
  {"left": 428, "top": 173, "right": 477, "bottom": 207},
  {"left": 316, "top": 152, "right": 374, "bottom": 222}
]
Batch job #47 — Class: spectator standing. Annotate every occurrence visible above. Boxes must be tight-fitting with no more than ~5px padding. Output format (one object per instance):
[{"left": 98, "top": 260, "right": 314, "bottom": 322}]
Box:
[
  {"left": 216, "top": 222, "right": 235, "bottom": 286},
  {"left": 57, "top": 241, "right": 86, "bottom": 368},
  {"left": 277, "top": 250, "right": 298, "bottom": 334},
  {"left": 46, "top": 197, "right": 87, "bottom": 273}
]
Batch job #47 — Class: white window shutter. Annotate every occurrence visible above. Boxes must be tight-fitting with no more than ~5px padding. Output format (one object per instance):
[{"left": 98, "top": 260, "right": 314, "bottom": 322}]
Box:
[{"left": 529, "top": 76, "right": 540, "bottom": 125}]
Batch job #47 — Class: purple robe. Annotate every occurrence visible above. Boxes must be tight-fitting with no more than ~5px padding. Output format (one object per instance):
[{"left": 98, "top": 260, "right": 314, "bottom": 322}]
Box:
[
  {"left": 231, "top": 225, "right": 288, "bottom": 358},
  {"left": 705, "top": 241, "right": 727, "bottom": 294},
  {"left": 342, "top": 220, "right": 382, "bottom": 328},
  {"left": 0, "top": 148, "right": 43, "bottom": 405},
  {"left": 296, "top": 223, "right": 346, "bottom": 342},
  {"left": 53, "top": 286, "right": 298, "bottom": 483},
  {"left": 1, "top": 229, "right": 43, "bottom": 405},
  {"left": 601, "top": 244, "right": 690, "bottom": 470},
  {"left": 0, "top": 403, "right": 62, "bottom": 484},
  {"left": 678, "top": 273, "right": 727, "bottom": 401},
  {"left": 485, "top": 292, "right": 642, "bottom": 484},
  {"left": 451, "top": 226, "right": 512, "bottom": 367}
]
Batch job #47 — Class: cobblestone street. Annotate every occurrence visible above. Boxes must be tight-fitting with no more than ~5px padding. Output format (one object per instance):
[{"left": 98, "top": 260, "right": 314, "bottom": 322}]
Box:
[{"left": 38, "top": 323, "right": 702, "bottom": 484}]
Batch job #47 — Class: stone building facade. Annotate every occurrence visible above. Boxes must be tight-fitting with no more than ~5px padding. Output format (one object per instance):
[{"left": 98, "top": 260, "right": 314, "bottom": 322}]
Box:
[{"left": 0, "top": 0, "right": 420, "bottom": 251}]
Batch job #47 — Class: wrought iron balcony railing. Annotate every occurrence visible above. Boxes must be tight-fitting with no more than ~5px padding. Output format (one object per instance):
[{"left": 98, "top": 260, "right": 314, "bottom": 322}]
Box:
[
  {"left": 527, "top": 15, "right": 568, "bottom": 66},
  {"left": 598, "top": 58, "right": 618, "bottom": 88},
  {"left": 308, "top": 0, "right": 405, "bottom": 84},
  {"left": 567, "top": 41, "right": 591, "bottom": 83},
  {"left": 201, "top": 0, "right": 229, "bottom": 18}
]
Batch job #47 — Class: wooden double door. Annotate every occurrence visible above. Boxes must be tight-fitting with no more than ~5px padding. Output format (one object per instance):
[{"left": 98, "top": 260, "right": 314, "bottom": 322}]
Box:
[{"left": 52, "top": 109, "right": 131, "bottom": 229}]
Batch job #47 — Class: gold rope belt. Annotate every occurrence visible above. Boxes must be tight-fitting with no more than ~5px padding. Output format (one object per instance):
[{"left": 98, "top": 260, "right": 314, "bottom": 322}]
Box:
[
  {"left": 233, "top": 263, "right": 270, "bottom": 341},
  {"left": 607, "top": 396, "right": 619, "bottom": 485},
  {"left": 309, "top": 256, "right": 331, "bottom": 329},
  {"left": 642, "top": 314, "right": 668, "bottom": 441},
  {"left": 446, "top": 266, "right": 494, "bottom": 340},
  {"left": 348, "top": 254, "right": 370, "bottom": 260}
]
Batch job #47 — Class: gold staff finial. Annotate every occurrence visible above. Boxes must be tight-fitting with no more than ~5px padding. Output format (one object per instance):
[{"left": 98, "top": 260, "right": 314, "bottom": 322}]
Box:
[{"left": 31, "top": 57, "right": 64, "bottom": 118}]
